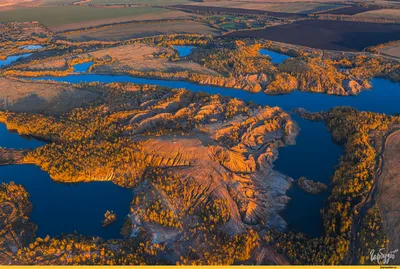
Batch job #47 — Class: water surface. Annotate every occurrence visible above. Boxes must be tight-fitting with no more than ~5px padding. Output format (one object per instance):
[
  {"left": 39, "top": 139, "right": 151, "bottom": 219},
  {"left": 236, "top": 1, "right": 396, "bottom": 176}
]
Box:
[
  {"left": 173, "top": 45, "right": 194, "bottom": 57},
  {"left": 19, "top": 45, "right": 44, "bottom": 50},
  {"left": 73, "top": 62, "right": 94, "bottom": 73},
  {"left": 0, "top": 53, "right": 31, "bottom": 67},
  {"left": 274, "top": 115, "right": 343, "bottom": 237},
  {"left": 32, "top": 74, "right": 400, "bottom": 114},
  {"left": 0, "top": 124, "right": 132, "bottom": 239},
  {"left": 259, "top": 49, "right": 291, "bottom": 64},
  {"left": 0, "top": 124, "right": 45, "bottom": 149}
]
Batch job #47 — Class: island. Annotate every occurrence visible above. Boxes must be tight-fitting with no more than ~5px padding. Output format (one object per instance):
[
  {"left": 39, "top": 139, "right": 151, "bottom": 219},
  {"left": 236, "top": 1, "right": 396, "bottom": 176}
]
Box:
[
  {"left": 101, "top": 210, "right": 117, "bottom": 227},
  {"left": 297, "top": 177, "right": 328, "bottom": 194}
]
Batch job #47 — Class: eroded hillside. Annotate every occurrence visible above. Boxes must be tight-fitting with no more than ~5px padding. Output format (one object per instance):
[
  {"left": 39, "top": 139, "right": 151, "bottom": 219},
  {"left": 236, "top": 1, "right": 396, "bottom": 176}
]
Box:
[{"left": 0, "top": 82, "right": 298, "bottom": 264}]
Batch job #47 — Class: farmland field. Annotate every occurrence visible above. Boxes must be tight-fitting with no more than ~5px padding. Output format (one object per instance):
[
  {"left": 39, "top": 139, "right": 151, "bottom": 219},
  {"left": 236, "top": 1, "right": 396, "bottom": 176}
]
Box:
[
  {"left": 0, "top": 0, "right": 40, "bottom": 11},
  {"left": 318, "top": 6, "right": 379, "bottom": 15},
  {"left": 41, "top": 0, "right": 77, "bottom": 4},
  {"left": 0, "top": 6, "right": 183, "bottom": 31},
  {"left": 87, "top": 0, "right": 192, "bottom": 5},
  {"left": 356, "top": 8, "right": 400, "bottom": 21},
  {"left": 378, "top": 43, "right": 400, "bottom": 58},
  {"left": 184, "top": 1, "right": 342, "bottom": 14},
  {"left": 62, "top": 21, "right": 221, "bottom": 41},
  {"left": 225, "top": 19, "right": 400, "bottom": 51},
  {"left": 172, "top": 5, "right": 306, "bottom": 19}
]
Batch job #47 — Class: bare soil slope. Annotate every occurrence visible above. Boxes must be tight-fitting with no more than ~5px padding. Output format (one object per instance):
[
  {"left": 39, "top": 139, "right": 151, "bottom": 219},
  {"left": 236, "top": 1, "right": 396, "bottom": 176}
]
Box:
[
  {"left": 28, "top": 43, "right": 218, "bottom": 75},
  {"left": 0, "top": 78, "right": 100, "bottom": 113},
  {"left": 378, "top": 130, "right": 400, "bottom": 264}
]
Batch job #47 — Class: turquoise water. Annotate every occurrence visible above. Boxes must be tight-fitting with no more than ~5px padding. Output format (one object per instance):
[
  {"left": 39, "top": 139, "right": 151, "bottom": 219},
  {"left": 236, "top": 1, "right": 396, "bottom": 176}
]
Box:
[
  {"left": 0, "top": 53, "right": 31, "bottom": 67},
  {"left": 259, "top": 49, "right": 291, "bottom": 64},
  {"left": 20, "top": 69, "right": 400, "bottom": 237},
  {"left": 0, "top": 124, "right": 132, "bottom": 239},
  {"left": 173, "top": 45, "right": 194, "bottom": 57}
]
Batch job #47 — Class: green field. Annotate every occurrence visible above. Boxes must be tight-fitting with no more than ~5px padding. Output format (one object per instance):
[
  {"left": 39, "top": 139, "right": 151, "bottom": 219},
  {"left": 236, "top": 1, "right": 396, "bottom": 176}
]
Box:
[{"left": 0, "top": 6, "right": 168, "bottom": 27}]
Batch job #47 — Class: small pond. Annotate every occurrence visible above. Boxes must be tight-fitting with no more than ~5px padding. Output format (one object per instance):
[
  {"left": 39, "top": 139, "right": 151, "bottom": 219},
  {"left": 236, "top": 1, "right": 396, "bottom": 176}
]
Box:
[
  {"left": 73, "top": 62, "right": 94, "bottom": 73},
  {"left": 173, "top": 45, "right": 194, "bottom": 57},
  {"left": 259, "top": 49, "right": 291, "bottom": 64}
]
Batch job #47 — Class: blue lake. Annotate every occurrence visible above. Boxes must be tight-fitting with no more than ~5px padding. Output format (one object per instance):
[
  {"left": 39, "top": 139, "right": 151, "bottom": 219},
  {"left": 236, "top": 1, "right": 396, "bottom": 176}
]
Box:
[
  {"left": 0, "top": 53, "right": 31, "bottom": 68},
  {"left": 18, "top": 69, "right": 400, "bottom": 238},
  {"left": 173, "top": 45, "right": 194, "bottom": 57},
  {"left": 0, "top": 125, "right": 132, "bottom": 239},
  {"left": 0, "top": 123, "right": 45, "bottom": 149},
  {"left": 259, "top": 49, "right": 291, "bottom": 64},
  {"left": 274, "top": 115, "right": 343, "bottom": 237}
]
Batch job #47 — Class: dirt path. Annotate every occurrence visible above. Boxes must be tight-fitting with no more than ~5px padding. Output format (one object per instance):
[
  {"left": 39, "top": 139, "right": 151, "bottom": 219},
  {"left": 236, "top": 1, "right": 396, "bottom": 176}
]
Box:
[
  {"left": 348, "top": 127, "right": 400, "bottom": 264},
  {"left": 376, "top": 129, "right": 400, "bottom": 264}
]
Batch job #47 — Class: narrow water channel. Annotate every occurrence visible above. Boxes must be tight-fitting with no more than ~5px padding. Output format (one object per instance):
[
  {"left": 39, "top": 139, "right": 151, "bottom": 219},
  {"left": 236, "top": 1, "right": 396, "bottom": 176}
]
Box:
[
  {"left": 32, "top": 74, "right": 400, "bottom": 114},
  {"left": 19, "top": 45, "right": 44, "bottom": 50},
  {"left": 0, "top": 53, "right": 32, "bottom": 67}
]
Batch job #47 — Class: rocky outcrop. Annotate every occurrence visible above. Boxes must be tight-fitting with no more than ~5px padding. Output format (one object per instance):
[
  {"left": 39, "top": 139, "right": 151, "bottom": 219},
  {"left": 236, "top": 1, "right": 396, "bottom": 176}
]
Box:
[
  {"left": 196, "top": 72, "right": 269, "bottom": 93},
  {"left": 342, "top": 79, "right": 362, "bottom": 95},
  {"left": 122, "top": 89, "right": 299, "bottom": 237},
  {"left": 0, "top": 148, "right": 28, "bottom": 165}
]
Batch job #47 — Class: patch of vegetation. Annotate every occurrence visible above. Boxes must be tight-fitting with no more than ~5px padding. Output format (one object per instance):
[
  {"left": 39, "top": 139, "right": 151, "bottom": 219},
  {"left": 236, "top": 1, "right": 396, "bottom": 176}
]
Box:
[{"left": 357, "top": 205, "right": 388, "bottom": 265}]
